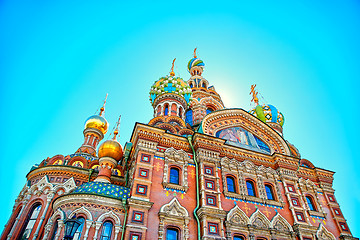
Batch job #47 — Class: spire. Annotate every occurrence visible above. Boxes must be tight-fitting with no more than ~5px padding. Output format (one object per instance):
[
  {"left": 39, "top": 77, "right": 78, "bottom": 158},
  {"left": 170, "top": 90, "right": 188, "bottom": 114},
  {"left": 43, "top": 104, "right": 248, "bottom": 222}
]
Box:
[
  {"left": 250, "top": 84, "right": 259, "bottom": 106},
  {"left": 99, "top": 93, "right": 108, "bottom": 116},
  {"left": 112, "top": 115, "right": 121, "bottom": 140},
  {"left": 170, "top": 58, "right": 176, "bottom": 76}
]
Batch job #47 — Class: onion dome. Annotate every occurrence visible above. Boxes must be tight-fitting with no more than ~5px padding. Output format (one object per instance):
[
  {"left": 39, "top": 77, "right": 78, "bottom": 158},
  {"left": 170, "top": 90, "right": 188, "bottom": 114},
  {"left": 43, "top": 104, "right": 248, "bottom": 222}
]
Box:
[
  {"left": 84, "top": 107, "right": 109, "bottom": 134},
  {"left": 149, "top": 60, "right": 192, "bottom": 105},
  {"left": 98, "top": 129, "right": 124, "bottom": 161},
  {"left": 249, "top": 104, "right": 285, "bottom": 127},
  {"left": 187, "top": 57, "right": 205, "bottom": 72}
]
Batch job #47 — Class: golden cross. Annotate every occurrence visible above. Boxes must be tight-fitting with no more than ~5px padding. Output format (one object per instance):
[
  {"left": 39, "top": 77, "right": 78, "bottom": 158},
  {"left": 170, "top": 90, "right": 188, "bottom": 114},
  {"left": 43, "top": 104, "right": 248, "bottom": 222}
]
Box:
[
  {"left": 154, "top": 162, "right": 162, "bottom": 171},
  {"left": 170, "top": 58, "right": 176, "bottom": 76},
  {"left": 263, "top": 207, "right": 271, "bottom": 218},
  {"left": 242, "top": 203, "right": 250, "bottom": 215},
  {"left": 188, "top": 169, "right": 196, "bottom": 178},
  {"left": 250, "top": 84, "right": 259, "bottom": 105},
  {"left": 194, "top": 48, "right": 197, "bottom": 58},
  {"left": 99, "top": 93, "right": 108, "bottom": 116}
]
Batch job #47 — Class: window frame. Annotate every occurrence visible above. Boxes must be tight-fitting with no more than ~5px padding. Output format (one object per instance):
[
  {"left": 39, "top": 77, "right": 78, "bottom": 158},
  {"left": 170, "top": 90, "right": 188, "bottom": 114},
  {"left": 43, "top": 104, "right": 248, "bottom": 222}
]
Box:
[
  {"left": 99, "top": 220, "right": 114, "bottom": 240},
  {"left": 19, "top": 203, "right": 42, "bottom": 240},
  {"left": 264, "top": 183, "right": 276, "bottom": 200},
  {"left": 169, "top": 166, "right": 181, "bottom": 185},
  {"left": 305, "top": 195, "right": 316, "bottom": 211},
  {"left": 246, "top": 179, "right": 257, "bottom": 197},
  {"left": 226, "top": 175, "right": 237, "bottom": 193},
  {"left": 165, "top": 226, "right": 180, "bottom": 240}
]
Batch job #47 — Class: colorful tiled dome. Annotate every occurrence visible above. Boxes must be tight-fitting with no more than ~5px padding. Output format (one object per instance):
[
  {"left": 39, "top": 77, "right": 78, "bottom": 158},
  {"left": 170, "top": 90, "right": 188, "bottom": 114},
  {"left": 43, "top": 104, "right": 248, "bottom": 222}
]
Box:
[
  {"left": 149, "top": 75, "right": 192, "bottom": 105},
  {"left": 187, "top": 57, "right": 205, "bottom": 72},
  {"left": 249, "top": 104, "right": 285, "bottom": 127}
]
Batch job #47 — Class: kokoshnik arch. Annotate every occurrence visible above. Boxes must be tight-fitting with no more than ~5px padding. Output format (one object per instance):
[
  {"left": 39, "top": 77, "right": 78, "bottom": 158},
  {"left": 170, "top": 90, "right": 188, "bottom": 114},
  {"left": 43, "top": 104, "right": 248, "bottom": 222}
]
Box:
[{"left": 1, "top": 49, "right": 357, "bottom": 240}]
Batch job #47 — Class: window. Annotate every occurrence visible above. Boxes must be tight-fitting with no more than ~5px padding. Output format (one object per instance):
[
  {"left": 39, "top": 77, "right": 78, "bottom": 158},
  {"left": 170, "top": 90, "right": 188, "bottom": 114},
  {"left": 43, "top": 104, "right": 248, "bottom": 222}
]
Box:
[
  {"left": 306, "top": 196, "right": 316, "bottom": 211},
  {"left": 179, "top": 107, "right": 183, "bottom": 118},
  {"left": 265, "top": 184, "right": 275, "bottom": 200},
  {"left": 185, "top": 110, "right": 193, "bottom": 126},
  {"left": 50, "top": 219, "right": 59, "bottom": 240},
  {"left": 169, "top": 167, "right": 180, "bottom": 185},
  {"left": 234, "top": 236, "right": 245, "bottom": 240},
  {"left": 246, "top": 180, "right": 256, "bottom": 196},
  {"left": 206, "top": 108, "right": 213, "bottom": 115},
  {"left": 166, "top": 228, "right": 179, "bottom": 240},
  {"left": 73, "top": 217, "right": 85, "bottom": 240},
  {"left": 20, "top": 204, "right": 42, "bottom": 240},
  {"left": 100, "top": 221, "right": 113, "bottom": 240},
  {"left": 226, "top": 176, "right": 236, "bottom": 193},
  {"left": 164, "top": 104, "right": 169, "bottom": 116}
]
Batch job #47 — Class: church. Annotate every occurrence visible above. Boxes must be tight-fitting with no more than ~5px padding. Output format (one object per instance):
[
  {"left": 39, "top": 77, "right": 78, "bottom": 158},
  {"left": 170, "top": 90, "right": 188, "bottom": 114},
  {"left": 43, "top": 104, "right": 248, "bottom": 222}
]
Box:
[{"left": 1, "top": 49, "right": 357, "bottom": 240}]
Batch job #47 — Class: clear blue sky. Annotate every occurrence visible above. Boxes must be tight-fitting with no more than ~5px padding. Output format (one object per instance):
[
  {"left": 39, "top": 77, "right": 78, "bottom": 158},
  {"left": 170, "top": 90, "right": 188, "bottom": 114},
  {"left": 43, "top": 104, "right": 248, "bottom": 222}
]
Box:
[{"left": 1, "top": 0, "right": 359, "bottom": 236}]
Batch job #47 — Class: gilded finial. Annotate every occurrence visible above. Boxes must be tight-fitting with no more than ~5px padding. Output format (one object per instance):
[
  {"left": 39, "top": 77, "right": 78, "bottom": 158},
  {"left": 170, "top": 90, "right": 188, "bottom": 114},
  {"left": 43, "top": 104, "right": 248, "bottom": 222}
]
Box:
[
  {"left": 170, "top": 58, "right": 176, "bottom": 76},
  {"left": 194, "top": 48, "right": 197, "bottom": 58},
  {"left": 250, "top": 84, "right": 259, "bottom": 105},
  {"left": 112, "top": 115, "right": 121, "bottom": 140},
  {"left": 99, "top": 93, "right": 108, "bottom": 116}
]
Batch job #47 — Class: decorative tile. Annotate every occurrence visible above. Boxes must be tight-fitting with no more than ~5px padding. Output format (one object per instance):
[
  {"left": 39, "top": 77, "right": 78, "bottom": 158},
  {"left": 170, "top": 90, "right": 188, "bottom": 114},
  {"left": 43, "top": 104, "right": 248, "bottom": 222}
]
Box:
[
  {"left": 72, "top": 182, "right": 130, "bottom": 200},
  {"left": 136, "top": 184, "right": 148, "bottom": 195},
  {"left": 208, "top": 222, "right": 219, "bottom": 235},
  {"left": 204, "top": 166, "right": 214, "bottom": 176},
  {"left": 132, "top": 211, "right": 144, "bottom": 223},
  {"left": 141, "top": 154, "right": 151, "bottom": 163},
  {"left": 206, "top": 195, "right": 217, "bottom": 206},
  {"left": 139, "top": 168, "right": 149, "bottom": 178}
]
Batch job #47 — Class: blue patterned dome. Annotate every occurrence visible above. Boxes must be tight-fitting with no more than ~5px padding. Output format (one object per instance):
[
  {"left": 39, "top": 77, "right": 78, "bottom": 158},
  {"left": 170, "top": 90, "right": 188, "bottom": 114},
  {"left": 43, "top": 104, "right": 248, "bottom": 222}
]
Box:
[
  {"left": 187, "top": 57, "right": 205, "bottom": 72},
  {"left": 72, "top": 182, "right": 130, "bottom": 200},
  {"left": 149, "top": 75, "right": 192, "bottom": 105},
  {"left": 249, "top": 104, "right": 285, "bottom": 127}
]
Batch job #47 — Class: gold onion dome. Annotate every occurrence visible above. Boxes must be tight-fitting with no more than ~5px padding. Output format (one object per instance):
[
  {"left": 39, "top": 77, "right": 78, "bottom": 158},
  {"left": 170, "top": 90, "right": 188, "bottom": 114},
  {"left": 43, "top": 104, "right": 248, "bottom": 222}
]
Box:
[
  {"left": 97, "top": 130, "right": 124, "bottom": 161},
  {"left": 84, "top": 107, "right": 109, "bottom": 134}
]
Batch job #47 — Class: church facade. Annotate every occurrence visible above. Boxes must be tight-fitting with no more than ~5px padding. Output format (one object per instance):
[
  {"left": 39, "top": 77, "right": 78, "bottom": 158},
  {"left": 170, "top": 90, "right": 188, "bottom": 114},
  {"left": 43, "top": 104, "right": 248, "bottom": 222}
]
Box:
[{"left": 1, "top": 50, "right": 357, "bottom": 240}]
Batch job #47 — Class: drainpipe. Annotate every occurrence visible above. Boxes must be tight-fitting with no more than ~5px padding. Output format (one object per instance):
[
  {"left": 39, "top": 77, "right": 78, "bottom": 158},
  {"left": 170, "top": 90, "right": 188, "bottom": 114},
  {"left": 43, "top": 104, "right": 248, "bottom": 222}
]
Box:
[
  {"left": 187, "top": 135, "right": 201, "bottom": 240},
  {"left": 120, "top": 198, "right": 128, "bottom": 240}
]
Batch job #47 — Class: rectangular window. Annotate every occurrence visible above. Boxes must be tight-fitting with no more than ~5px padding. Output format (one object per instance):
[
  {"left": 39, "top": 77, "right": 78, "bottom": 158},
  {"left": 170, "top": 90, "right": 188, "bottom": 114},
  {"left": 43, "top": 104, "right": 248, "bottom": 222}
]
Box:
[
  {"left": 206, "top": 195, "right": 217, "bottom": 206},
  {"left": 132, "top": 211, "right": 144, "bottom": 223},
  {"left": 204, "top": 166, "right": 214, "bottom": 176},
  {"left": 140, "top": 154, "right": 151, "bottom": 163},
  {"left": 205, "top": 179, "right": 215, "bottom": 190},
  {"left": 287, "top": 184, "right": 296, "bottom": 193},
  {"left": 295, "top": 212, "right": 305, "bottom": 222},
  {"left": 208, "top": 222, "right": 219, "bottom": 235},
  {"left": 303, "top": 238, "right": 312, "bottom": 240},
  {"left": 139, "top": 168, "right": 149, "bottom": 178},
  {"left": 136, "top": 184, "right": 148, "bottom": 195}
]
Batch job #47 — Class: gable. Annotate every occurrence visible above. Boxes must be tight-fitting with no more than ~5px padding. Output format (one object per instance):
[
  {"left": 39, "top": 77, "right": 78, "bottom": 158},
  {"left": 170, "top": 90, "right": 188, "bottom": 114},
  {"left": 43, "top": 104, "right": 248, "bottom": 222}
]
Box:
[{"left": 200, "top": 108, "right": 291, "bottom": 155}]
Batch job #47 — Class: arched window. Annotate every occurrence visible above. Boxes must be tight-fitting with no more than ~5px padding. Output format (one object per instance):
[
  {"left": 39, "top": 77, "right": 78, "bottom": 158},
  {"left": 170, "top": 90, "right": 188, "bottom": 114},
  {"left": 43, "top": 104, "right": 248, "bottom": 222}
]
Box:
[
  {"left": 185, "top": 110, "right": 193, "bottom": 126},
  {"left": 306, "top": 196, "right": 316, "bottom": 211},
  {"left": 202, "top": 82, "right": 206, "bottom": 88},
  {"left": 234, "top": 236, "right": 245, "bottom": 240},
  {"left": 164, "top": 104, "right": 169, "bottom": 116},
  {"left": 246, "top": 180, "right": 256, "bottom": 196},
  {"left": 20, "top": 203, "right": 42, "bottom": 240},
  {"left": 100, "top": 221, "right": 113, "bottom": 240},
  {"left": 179, "top": 107, "right": 183, "bottom": 118},
  {"left": 226, "top": 176, "right": 236, "bottom": 193},
  {"left": 189, "top": 83, "right": 193, "bottom": 88},
  {"left": 169, "top": 167, "right": 180, "bottom": 185},
  {"left": 72, "top": 217, "right": 85, "bottom": 240},
  {"left": 206, "top": 108, "right": 213, "bottom": 115},
  {"left": 50, "top": 219, "right": 59, "bottom": 240},
  {"left": 166, "top": 227, "right": 179, "bottom": 240},
  {"left": 265, "top": 184, "right": 275, "bottom": 200}
]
